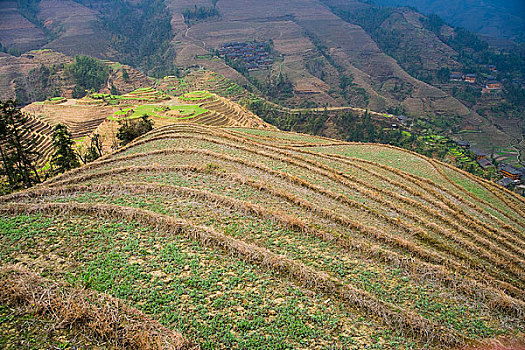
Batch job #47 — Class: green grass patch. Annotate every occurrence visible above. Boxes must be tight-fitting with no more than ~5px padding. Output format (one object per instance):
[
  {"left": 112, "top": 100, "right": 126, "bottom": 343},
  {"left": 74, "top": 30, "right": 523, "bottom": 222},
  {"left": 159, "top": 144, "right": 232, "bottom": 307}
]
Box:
[
  {"left": 0, "top": 214, "right": 401, "bottom": 349},
  {"left": 109, "top": 104, "right": 208, "bottom": 121},
  {"left": 179, "top": 91, "right": 213, "bottom": 101}
]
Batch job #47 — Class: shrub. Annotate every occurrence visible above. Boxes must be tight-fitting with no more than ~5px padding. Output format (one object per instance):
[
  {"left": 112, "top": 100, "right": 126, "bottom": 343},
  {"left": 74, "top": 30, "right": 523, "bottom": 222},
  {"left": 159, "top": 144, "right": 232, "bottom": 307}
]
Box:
[{"left": 116, "top": 115, "right": 154, "bottom": 145}]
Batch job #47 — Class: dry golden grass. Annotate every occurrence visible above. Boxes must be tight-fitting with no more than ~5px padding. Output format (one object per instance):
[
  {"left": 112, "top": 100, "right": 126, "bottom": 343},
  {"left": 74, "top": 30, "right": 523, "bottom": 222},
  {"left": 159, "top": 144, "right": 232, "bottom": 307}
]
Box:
[{"left": 0, "top": 265, "right": 198, "bottom": 350}]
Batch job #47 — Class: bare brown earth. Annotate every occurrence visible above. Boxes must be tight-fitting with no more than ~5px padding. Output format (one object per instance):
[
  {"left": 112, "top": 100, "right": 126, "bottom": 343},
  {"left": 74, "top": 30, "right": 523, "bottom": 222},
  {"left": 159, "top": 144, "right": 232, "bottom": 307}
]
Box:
[
  {"left": 0, "top": 1, "right": 47, "bottom": 52},
  {"left": 36, "top": 0, "right": 114, "bottom": 58}
]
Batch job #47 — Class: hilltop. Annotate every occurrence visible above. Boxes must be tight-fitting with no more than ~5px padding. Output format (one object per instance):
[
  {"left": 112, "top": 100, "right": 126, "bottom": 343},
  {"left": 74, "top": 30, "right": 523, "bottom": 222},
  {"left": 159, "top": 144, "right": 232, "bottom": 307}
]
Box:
[{"left": 1, "top": 122, "right": 524, "bottom": 348}]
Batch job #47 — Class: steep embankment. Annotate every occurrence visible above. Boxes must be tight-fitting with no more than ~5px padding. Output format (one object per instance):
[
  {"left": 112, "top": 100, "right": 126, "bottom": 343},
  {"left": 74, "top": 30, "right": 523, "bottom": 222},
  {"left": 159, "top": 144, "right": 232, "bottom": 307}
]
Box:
[{"left": 1, "top": 124, "right": 523, "bottom": 349}]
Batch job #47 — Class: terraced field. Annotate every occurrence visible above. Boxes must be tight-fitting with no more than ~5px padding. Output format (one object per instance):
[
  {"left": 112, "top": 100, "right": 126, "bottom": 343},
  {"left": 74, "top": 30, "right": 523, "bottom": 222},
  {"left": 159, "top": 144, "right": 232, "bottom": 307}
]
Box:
[
  {"left": 176, "top": 92, "right": 274, "bottom": 129},
  {"left": 6, "top": 114, "right": 56, "bottom": 165},
  {"left": 159, "top": 71, "right": 252, "bottom": 103},
  {"left": 2, "top": 124, "right": 524, "bottom": 349}
]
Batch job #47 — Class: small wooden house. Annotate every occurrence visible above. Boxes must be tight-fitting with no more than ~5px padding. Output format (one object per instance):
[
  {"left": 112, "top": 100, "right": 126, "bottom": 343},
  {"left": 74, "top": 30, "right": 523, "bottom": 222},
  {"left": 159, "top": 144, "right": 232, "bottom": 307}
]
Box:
[
  {"left": 464, "top": 74, "right": 477, "bottom": 83},
  {"left": 499, "top": 164, "right": 521, "bottom": 180},
  {"left": 450, "top": 73, "right": 463, "bottom": 81},
  {"left": 485, "top": 80, "right": 502, "bottom": 90},
  {"left": 472, "top": 149, "right": 488, "bottom": 160},
  {"left": 477, "top": 158, "right": 494, "bottom": 170},
  {"left": 497, "top": 177, "right": 514, "bottom": 188}
]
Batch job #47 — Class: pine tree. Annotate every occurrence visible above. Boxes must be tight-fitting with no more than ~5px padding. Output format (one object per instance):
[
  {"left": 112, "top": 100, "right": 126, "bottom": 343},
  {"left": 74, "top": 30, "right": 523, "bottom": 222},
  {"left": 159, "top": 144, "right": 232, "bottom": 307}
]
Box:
[
  {"left": 111, "top": 84, "right": 119, "bottom": 95},
  {"left": 51, "top": 124, "right": 80, "bottom": 174},
  {"left": 0, "top": 100, "right": 41, "bottom": 191}
]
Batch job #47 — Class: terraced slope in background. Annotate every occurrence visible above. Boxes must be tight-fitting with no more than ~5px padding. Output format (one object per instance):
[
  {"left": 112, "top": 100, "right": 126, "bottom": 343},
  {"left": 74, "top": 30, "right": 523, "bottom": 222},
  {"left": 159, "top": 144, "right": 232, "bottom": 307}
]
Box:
[
  {"left": 20, "top": 90, "right": 275, "bottom": 165},
  {"left": 1, "top": 124, "right": 523, "bottom": 349}
]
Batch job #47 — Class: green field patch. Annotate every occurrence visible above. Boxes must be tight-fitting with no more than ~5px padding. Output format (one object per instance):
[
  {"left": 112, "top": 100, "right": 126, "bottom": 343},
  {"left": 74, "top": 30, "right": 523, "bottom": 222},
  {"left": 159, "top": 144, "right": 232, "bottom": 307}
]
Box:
[
  {"left": 90, "top": 93, "right": 120, "bottom": 100},
  {"left": 44, "top": 97, "right": 67, "bottom": 104},
  {"left": 179, "top": 91, "right": 213, "bottom": 101},
  {"left": 109, "top": 104, "right": 208, "bottom": 121}
]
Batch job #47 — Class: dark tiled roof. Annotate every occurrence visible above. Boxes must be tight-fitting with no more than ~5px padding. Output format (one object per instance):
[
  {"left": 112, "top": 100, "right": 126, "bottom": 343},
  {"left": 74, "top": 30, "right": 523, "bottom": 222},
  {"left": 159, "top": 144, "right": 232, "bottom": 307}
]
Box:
[
  {"left": 472, "top": 148, "right": 488, "bottom": 156},
  {"left": 499, "top": 164, "right": 521, "bottom": 175},
  {"left": 477, "top": 158, "right": 493, "bottom": 169},
  {"left": 497, "top": 177, "right": 514, "bottom": 187}
]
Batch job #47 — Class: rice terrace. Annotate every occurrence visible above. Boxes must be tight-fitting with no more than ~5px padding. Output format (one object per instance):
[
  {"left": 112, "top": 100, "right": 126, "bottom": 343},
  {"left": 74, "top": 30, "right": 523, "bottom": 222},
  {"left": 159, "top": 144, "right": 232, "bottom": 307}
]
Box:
[
  {"left": 1, "top": 120, "right": 524, "bottom": 349},
  {"left": 1, "top": 0, "right": 525, "bottom": 348}
]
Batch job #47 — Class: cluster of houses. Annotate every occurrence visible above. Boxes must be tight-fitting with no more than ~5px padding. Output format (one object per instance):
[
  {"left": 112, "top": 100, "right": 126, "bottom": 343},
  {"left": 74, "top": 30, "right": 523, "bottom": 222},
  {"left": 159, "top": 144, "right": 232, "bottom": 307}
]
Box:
[
  {"left": 218, "top": 42, "right": 273, "bottom": 71},
  {"left": 449, "top": 72, "right": 503, "bottom": 94},
  {"left": 456, "top": 140, "right": 525, "bottom": 189}
]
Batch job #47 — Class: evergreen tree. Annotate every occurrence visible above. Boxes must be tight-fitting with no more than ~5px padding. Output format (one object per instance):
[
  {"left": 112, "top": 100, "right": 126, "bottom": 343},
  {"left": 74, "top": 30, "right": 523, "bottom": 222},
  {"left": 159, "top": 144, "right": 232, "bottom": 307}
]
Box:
[
  {"left": 0, "top": 100, "right": 41, "bottom": 191},
  {"left": 122, "top": 68, "right": 129, "bottom": 82},
  {"left": 51, "top": 124, "right": 80, "bottom": 174},
  {"left": 67, "top": 56, "right": 109, "bottom": 98},
  {"left": 110, "top": 84, "right": 120, "bottom": 95}
]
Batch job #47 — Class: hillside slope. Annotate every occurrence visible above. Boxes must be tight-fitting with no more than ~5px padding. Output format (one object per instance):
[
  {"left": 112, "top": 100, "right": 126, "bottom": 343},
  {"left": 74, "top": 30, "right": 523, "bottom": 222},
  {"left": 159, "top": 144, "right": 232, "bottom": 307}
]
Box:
[
  {"left": 1, "top": 124, "right": 524, "bottom": 349},
  {"left": 19, "top": 88, "right": 274, "bottom": 163},
  {"left": 171, "top": 0, "right": 475, "bottom": 117},
  {"left": 0, "top": 49, "right": 153, "bottom": 104},
  {"left": 373, "top": 0, "right": 525, "bottom": 43},
  {"left": 1, "top": 0, "right": 478, "bottom": 117}
]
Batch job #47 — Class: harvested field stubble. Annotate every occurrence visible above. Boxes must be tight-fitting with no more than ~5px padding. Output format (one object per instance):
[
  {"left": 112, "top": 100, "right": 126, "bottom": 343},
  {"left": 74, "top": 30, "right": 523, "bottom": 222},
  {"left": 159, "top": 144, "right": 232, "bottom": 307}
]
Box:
[
  {"left": 100, "top": 130, "right": 524, "bottom": 283},
  {"left": 2, "top": 124, "right": 524, "bottom": 349},
  {"left": 0, "top": 265, "right": 197, "bottom": 350}
]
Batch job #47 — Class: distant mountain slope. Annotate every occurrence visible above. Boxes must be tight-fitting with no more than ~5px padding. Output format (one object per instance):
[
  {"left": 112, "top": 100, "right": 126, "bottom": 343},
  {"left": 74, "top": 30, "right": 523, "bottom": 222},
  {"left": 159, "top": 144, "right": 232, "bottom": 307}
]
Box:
[
  {"left": 0, "top": 1, "right": 47, "bottom": 52},
  {"left": 373, "top": 0, "right": 525, "bottom": 42},
  {"left": 0, "top": 0, "right": 476, "bottom": 116},
  {"left": 1, "top": 123, "right": 524, "bottom": 348},
  {"left": 1, "top": 0, "right": 523, "bottom": 160},
  {"left": 0, "top": 49, "right": 152, "bottom": 104},
  {"left": 170, "top": 0, "right": 476, "bottom": 117}
]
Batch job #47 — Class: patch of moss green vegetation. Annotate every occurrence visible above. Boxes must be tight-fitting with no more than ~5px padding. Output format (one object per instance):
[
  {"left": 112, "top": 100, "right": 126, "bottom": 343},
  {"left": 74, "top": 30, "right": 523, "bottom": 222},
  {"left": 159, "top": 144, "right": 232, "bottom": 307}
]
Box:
[
  {"left": 109, "top": 104, "right": 208, "bottom": 121},
  {"left": 0, "top": 214, "right": 419, "bottom": 349},
  {"left": 179, "top": 91, "right": 213, "bottom": 101},
  {"left": 306, "top": 145, "right": 438, "bottom": 180},
  {"left": 22, "top": 189, "right": 507, "bottom": 339}
]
